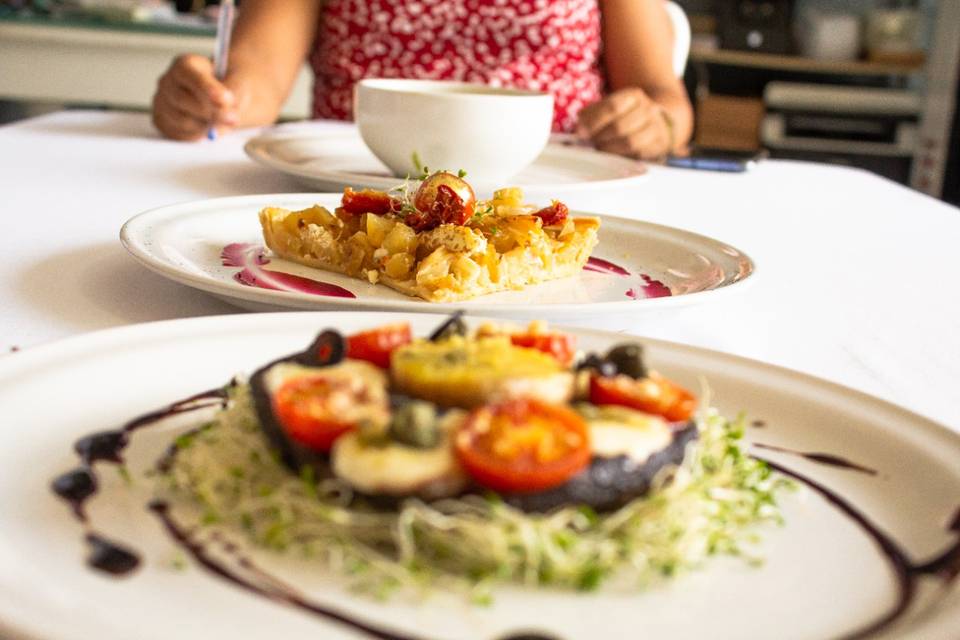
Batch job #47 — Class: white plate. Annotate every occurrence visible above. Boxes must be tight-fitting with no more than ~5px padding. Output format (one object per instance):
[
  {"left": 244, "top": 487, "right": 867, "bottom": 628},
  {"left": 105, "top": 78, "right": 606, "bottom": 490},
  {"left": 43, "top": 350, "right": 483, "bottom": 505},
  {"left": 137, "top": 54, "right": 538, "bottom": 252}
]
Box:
[
  {"left": 119, "top": 193, "right": 754, "bottom": 318},
  {"left": 243, "top": 126, "right": 647, "bottom": 195},
  {"left": 1, "top": 312, "right": 958, "bottom": 640}
]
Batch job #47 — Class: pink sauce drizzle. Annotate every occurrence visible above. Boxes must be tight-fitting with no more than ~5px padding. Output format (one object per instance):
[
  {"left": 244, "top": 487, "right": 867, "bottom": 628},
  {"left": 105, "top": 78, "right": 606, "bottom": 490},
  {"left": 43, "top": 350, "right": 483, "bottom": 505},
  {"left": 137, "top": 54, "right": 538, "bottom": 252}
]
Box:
[
  {"left": 220, "top": 243, "right": 356, "bottom": 298},
  {"left": 626, "top": 274, "right": 672, "bottom": 299},
  {"left": 584, "top": 256, "right": 631, "bottom": 276},
  {"left": 585, "top": 257, "right": 672, "bottom": 299}
]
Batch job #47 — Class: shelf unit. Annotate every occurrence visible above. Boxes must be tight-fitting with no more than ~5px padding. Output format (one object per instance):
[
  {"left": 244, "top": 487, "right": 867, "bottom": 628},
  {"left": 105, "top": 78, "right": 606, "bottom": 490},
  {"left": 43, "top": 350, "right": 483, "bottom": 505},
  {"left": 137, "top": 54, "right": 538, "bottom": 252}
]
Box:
[
  {"left": 0, "top": 17, "right": 312, "bottom": 119},
  {"left": 690, "top": 47, "right": 924, "bottom": 78},
  {"left": 687, "top": 3, "right": 959, "bottom": 200}
]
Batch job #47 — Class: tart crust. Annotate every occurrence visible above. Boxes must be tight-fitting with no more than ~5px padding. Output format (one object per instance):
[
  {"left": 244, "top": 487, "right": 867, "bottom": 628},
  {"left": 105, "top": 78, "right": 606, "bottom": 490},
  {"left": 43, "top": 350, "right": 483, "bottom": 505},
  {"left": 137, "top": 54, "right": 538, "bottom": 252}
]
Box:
[{"left": 259, "top": 204, "right": 600, "bottom": 302}]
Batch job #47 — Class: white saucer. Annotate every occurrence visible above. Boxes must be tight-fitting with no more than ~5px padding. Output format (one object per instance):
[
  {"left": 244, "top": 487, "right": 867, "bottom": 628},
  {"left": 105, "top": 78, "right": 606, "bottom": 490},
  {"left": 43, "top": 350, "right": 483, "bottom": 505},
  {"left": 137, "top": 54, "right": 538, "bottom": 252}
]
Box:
[{"left": 243, "top": 124, "right": 647, "bottom": 196}]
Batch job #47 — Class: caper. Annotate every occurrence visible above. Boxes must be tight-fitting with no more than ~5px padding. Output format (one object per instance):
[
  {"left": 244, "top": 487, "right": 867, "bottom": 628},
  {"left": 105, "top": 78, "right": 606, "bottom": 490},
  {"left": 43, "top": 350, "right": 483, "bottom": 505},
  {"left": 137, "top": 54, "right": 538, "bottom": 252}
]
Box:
[
  {"left": 429, "top": 311, "right": 467, "bottom": 342},
  {"left": 604, "top": 343, "right": 647, "bottom": 379},
  {"left": 389, "top": 400, "right": 441, "bottom": 448},
  {"left": 357, "top": 418, "right": 390, "bottom": 445}
]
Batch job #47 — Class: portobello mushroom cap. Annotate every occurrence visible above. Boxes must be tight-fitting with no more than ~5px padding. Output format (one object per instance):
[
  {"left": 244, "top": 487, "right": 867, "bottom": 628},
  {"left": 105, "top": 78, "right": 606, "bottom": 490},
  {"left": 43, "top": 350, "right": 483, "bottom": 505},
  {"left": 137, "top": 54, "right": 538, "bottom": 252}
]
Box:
[{"left": 502, "top": 421, "right": 698, "bottom": 513}]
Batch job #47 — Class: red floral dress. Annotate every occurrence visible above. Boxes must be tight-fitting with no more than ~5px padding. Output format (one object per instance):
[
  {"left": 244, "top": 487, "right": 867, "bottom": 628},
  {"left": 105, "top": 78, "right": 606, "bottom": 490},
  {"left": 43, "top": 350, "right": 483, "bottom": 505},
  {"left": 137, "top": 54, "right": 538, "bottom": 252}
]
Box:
[{"left": 311, "top": 0, "right": 603, "bottom": 132}]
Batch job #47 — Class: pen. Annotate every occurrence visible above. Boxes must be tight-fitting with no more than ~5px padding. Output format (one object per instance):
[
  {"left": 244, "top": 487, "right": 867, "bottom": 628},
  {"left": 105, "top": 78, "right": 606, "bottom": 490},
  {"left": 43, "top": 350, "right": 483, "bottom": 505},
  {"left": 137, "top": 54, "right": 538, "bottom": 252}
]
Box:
[{"left": 207, "top": 0, "right": 236, "bottom": 141}]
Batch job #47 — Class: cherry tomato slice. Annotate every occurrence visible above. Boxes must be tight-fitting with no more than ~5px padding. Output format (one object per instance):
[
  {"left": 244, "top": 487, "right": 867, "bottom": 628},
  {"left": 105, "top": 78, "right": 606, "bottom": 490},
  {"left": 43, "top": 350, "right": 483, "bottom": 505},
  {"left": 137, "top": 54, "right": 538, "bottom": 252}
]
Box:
[
  {"left": 414, "top": 171, "right": 476, "bottom": 218},
  {"left": 455, "top": 399, "right": 590, "bottom": 493},
  {"left": 407, "top": 171, "right": 476, "bottom": 231},
  {"left": 532, "top": 201, "right": 569, "bottom": 226},
  {"left": 345, "top": 323, "right": 412, "bottom": 369},
  {"left": 589, "top": 373, "right": 697, "bottom": 422},
  {"left": 510, "top": 332, "right": 577, "bottom": 367},
  {"left": 341, "top": 187, "right": 401, "bottom": 216},
  {"left": 272, "top": 376, "right": 361, "bottom": 452}
]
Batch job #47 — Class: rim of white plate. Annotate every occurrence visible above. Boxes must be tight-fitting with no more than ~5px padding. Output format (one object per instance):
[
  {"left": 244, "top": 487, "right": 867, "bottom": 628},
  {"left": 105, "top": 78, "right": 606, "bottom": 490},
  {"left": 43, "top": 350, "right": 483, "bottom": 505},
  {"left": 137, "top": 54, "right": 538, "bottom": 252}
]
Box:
[
  {"left": 118, "top": 193, "right": 757, "bottom": 315},
  {"left": 0, "top": 312, "right": 958, "bottom": 640}
]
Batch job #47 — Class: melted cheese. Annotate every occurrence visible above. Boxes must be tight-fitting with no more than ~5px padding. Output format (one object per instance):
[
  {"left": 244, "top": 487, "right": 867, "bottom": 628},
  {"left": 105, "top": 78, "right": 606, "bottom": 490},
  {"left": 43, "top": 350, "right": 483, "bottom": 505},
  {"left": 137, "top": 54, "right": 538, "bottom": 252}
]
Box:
[
  {"left": 331, "top": 411, "right": 468, "bottom": 499},
  {"left": 585, "top": 409, "right": 673, "bottom": 463}
]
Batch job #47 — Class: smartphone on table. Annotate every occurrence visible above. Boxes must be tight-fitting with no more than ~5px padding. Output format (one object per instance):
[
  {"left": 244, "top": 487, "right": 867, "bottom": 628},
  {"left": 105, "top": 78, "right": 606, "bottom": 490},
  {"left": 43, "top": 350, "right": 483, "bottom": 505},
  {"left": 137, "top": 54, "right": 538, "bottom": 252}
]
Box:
[{"left": 666, "top": 147, "right": 768, "bottom": 173}]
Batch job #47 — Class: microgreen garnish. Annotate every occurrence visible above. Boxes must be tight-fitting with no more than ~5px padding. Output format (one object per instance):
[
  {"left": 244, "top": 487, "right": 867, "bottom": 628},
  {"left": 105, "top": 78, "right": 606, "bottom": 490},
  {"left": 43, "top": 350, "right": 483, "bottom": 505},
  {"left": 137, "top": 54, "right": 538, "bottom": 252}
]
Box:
[
  {"left": 411, "top": 151, "right": 431, "bottom": 180},
  {"left": 469, "top": 203, "right": 494, "bottom": 224},
  {"left": 157, "top": 383, "right": 789, "bottom": 603}
]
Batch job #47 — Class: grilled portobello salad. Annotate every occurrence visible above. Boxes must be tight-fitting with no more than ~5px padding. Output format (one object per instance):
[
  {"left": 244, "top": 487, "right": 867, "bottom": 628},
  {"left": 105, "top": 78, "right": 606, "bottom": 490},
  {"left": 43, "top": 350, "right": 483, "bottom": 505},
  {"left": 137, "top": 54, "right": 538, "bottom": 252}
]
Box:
[{"left": 158, "top": 314, "right": 788, "bottom": 599}]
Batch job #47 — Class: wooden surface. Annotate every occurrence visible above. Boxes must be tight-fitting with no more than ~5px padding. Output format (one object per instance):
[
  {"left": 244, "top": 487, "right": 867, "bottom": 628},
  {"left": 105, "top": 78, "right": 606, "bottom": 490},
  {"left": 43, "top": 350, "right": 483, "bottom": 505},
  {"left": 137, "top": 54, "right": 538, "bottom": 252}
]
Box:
[{"left": 690, "top": 46, "right": 924, "bottom": 76}]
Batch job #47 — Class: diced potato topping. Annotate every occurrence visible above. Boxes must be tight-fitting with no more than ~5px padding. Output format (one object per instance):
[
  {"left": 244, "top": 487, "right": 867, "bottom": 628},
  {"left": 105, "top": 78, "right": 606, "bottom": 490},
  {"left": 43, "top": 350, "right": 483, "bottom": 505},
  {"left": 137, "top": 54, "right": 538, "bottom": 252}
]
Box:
[
  {"left": 384, "top": 252, "right": 414, "bottom": 279},
  {"left": 453, "top": 255, "right": 481, "bottom": 283},
  {"left": 492, "top": 187, "right": 524, "bottom": 207},
  {"left": 416, "top": 247, "right": 453, "bottom": 291},
  {"left": 343, "top": 231, "right": 375, "bottom": 274},
  {"left": 383, "top": 222, "right": 418, "bottom": 255},
  {"left": 364, "top": 213, "right": 395, "bottom": 247},
  {"left": 503, "top": 215, "right": 542, "bottom": 247}
]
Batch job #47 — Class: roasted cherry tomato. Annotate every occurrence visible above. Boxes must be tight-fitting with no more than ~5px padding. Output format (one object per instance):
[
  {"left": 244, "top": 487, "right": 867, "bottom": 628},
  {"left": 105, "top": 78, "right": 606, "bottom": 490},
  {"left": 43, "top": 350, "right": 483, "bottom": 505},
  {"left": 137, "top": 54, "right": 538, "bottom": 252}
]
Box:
[
  {"left": 406, "top": 171, "right": 475, "bottom": 231},
  {"left": 414, "top": 171, "right": 476, "bottom": 216},
  {"left": 532, "top": 201, "right": 569, "bottom": 226},
  {"left": 273, "top": 376, "right": 364, "bottom": 452},
  {"left": 340, "top": 187, "right": 401, "bottom": 216},
  {"left": 345, "top": 323, "right": 412, "bottom": 369},
  {"left": 455, "top": 398, "right": 590, "bottom": 493},
  {"left": 510, "top": 331, "right": 577, "bottom": 367},
  {"left": 589, "top": 372, "right": 697, "bottom": 423}
]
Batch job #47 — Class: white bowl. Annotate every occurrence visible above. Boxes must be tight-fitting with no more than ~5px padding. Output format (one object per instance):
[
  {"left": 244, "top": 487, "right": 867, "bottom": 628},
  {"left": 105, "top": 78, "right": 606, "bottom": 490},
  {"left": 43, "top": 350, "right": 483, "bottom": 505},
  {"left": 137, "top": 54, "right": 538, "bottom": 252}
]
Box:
[{"left": 354, "top": 79, "right": 554, "bottom": 186}]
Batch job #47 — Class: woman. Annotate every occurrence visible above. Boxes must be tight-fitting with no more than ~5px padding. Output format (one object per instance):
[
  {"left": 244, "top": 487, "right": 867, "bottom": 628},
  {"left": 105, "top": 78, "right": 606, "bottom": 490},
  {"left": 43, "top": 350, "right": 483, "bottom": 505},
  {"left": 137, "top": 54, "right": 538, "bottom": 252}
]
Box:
[{"left": 152, "top": 0, "right": 692, "bottom": 160}]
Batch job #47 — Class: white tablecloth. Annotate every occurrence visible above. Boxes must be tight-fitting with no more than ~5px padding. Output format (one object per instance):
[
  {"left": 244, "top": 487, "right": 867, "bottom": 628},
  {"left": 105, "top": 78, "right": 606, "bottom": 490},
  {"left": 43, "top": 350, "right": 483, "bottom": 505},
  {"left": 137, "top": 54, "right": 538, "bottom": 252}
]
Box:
[{"left": 2, "top": 110, "right": 958, "bottom": 431}]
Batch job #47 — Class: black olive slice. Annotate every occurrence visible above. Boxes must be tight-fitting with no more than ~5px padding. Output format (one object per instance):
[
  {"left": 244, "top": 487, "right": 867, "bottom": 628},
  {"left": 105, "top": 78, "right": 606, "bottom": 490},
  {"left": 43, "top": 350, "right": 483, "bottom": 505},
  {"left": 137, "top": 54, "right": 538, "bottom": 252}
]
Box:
[
  {"left": 295, "top": 329, "right": 345, "bottom": 367},
  {"left": 576, "top": 353, "right": 617, "bottom": 378},
  {"left": 428, "top": 310, "right": 467, "bottom": 341},
  {"left": 249, "top": 329, "right": 345, "bottom": 471},
  {"left": 604, "top": 343, "right": 648, "bottom": 379},
  {"left": 502, "top": 422, "right": 698, "bottom": 513}
]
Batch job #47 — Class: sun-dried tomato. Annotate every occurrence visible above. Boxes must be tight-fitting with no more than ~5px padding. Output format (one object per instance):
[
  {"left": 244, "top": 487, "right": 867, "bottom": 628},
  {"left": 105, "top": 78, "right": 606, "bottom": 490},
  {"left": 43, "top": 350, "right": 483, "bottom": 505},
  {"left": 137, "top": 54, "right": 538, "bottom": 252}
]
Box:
[
  {"left": 340, "top": 187, "right": 401, "bottom": 216},
  {"left": 533, "top": 201, "right": 569, "bottom": 226}
]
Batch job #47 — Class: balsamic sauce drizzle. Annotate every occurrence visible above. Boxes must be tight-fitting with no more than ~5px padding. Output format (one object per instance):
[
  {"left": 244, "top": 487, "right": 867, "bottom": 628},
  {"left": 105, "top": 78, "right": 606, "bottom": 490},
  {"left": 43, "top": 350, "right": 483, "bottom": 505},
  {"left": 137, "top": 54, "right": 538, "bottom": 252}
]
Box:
[
  {"left": 148, "top": 500, "right": 429, "bottom": 640},
  {"left": 758, "top": 458, "right": 960, "bottom": 640},
  {"left": 85, "top": 533, "right": 141, "bottom": 575},
  {"left": 49, "top": 387, "right": 960, "bottom": 639},
  {"left": 50, "top": 387, "right": 229, "bottom": 575},
  {"left": 752, "top": 442, "right": 879, "bottom": 476}
]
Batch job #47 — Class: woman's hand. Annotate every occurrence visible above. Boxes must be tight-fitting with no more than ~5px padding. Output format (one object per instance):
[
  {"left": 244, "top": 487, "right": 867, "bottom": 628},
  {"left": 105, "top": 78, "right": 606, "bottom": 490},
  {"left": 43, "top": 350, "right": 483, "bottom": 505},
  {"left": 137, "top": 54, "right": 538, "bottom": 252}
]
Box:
[
  {"left": 576, "top": 87, "right": 674, "bottom": 160},
  {"left": 151, "top": 54, "right": 243, "bottom": 141}
]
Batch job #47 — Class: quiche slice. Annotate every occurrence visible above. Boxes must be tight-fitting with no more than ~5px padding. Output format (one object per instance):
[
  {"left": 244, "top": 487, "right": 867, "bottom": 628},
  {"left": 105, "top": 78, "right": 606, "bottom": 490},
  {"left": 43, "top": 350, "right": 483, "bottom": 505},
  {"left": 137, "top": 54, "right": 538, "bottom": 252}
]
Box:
[{"left": 258, "top": 171, "right": 600, "bottom": 302}]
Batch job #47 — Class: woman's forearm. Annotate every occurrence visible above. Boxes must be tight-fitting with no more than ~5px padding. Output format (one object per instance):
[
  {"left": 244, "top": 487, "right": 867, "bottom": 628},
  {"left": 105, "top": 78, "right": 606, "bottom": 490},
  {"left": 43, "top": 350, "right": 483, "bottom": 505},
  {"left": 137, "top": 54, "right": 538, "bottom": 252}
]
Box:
[
  {"left": 225, "top": 0, "right": 322, "bottom": 126},
  {"left": 600, "top": 0, "right": 694, "bottom": 153}
]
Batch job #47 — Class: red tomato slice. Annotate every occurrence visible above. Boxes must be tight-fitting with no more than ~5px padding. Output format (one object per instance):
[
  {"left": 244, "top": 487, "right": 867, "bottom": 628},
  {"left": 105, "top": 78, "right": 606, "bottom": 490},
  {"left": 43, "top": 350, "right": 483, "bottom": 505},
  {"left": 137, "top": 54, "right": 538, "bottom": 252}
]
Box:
[
  {"left": 510, "top": 332, "right": 577, "bottom": 367},
  {"left": 455, "top": 399, "right": 590, "bottom": 493},
  {"left": 272, "top": 376, "right": 360, "bottom": 452},
  {"left": 345, "top": 323, "right": 412, "bottom": 369},
  {"left": 589, "top": 373, "right": 697, "bottom": 422},
  {"left": 340, "top": 187, "right": 401, "bottom": 216}
]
